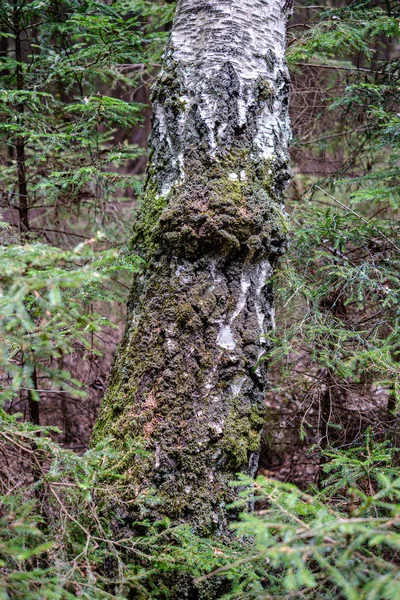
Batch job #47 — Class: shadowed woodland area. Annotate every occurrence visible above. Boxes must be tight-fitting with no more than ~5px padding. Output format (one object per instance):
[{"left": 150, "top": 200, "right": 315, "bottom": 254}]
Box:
[{"left": 1, "top": 0, "right": 400, "bottom": 598}]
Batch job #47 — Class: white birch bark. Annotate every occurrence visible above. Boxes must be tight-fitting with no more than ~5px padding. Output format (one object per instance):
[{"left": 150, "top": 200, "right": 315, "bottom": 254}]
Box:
[
  {"left": 94, "top": 0, "right": 293, "bottom": 535},
  {"left": 153, "top": 0, "right": 292, "bottom": 194}
]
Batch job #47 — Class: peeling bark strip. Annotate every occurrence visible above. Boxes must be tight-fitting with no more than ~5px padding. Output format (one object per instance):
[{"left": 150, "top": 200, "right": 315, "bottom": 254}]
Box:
[{"left": 93, "top": 0, "right": 293, "bottom": 532}]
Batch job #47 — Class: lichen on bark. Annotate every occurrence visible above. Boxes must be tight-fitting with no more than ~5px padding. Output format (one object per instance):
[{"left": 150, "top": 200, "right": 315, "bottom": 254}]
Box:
[{"left": 93, "top": 0, "right": 293, "bottom": 535}]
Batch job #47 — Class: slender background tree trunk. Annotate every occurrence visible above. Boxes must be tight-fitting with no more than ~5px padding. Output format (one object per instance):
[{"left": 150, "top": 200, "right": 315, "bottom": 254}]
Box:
[
  {"left": 13, "top": 0, "right": 29, "bottom": 237},
  {"left": 93, "top": 0, "right": 293, "bottom": 533}
]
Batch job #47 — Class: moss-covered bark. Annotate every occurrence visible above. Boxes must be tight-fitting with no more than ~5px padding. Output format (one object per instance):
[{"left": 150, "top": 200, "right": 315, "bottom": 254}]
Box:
[{"left": 93, "top": 0, "right": 293, "bottom": 537}]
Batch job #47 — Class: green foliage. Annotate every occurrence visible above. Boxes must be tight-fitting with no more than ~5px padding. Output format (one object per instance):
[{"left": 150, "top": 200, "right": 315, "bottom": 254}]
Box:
[
  {"left": 0, "top": 1, "right": 175, "bottom": 595},
  {"left": 288, "top": 4, "right": 399, "bottom": 64},
  {"left": 264, "top": 0, "right": 400, "bottom": 455},
  {"left": 0, "top": 0, "right": 171, "bottom": 245},
  {"left": 0, "top": 495, "right": 71, "bottom": 600},
  {"left": 0, "top": 239, "right": 138, "bottom": 404},
  {"left": 0, "top": 414, "right": 248, "bottom": 599},
  {"left": 0, "top": 0, "right": 169, "bottom": 412},
  {"left": 3, "top": 427, "right": 400, "bottom": 599},
  {"left": 247, "top": 3, "right": 400, "bottom": 595},
  {"left": 218, "top": 433, "right": 400, "bottom": 599},
  {"left": 267, "top": 195, "right": 400, "bottom": 390},
  {"left": 321, "top": 427, "right": 400, "bottom": 500}
]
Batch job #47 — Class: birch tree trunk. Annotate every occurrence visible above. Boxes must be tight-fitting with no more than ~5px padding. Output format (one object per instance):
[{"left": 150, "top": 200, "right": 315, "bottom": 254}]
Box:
[{"left": 93, "top": 0, "right": 293, "bottom": 534}]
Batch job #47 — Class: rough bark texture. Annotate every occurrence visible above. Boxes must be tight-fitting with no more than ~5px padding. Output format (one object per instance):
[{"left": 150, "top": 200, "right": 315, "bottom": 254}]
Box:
[{"left": 93, "top": 0, "right": 293, "bottom": 534}]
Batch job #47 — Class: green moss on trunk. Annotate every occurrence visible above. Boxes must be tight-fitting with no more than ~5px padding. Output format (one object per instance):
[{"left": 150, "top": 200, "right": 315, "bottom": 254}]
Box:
[{"left": 93, "top": 0, "right": 292, "bottom": 552}]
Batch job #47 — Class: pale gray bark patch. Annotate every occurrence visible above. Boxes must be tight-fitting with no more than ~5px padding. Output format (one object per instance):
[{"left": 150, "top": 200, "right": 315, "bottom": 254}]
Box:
[{"left": 94, "top": 0, "right": 293, "bottom": 537}]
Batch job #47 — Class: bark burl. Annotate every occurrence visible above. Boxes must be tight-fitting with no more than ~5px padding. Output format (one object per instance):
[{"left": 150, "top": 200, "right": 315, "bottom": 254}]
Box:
[{"left": 93, "top": 0, "right": 293, "bottom": 534}]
